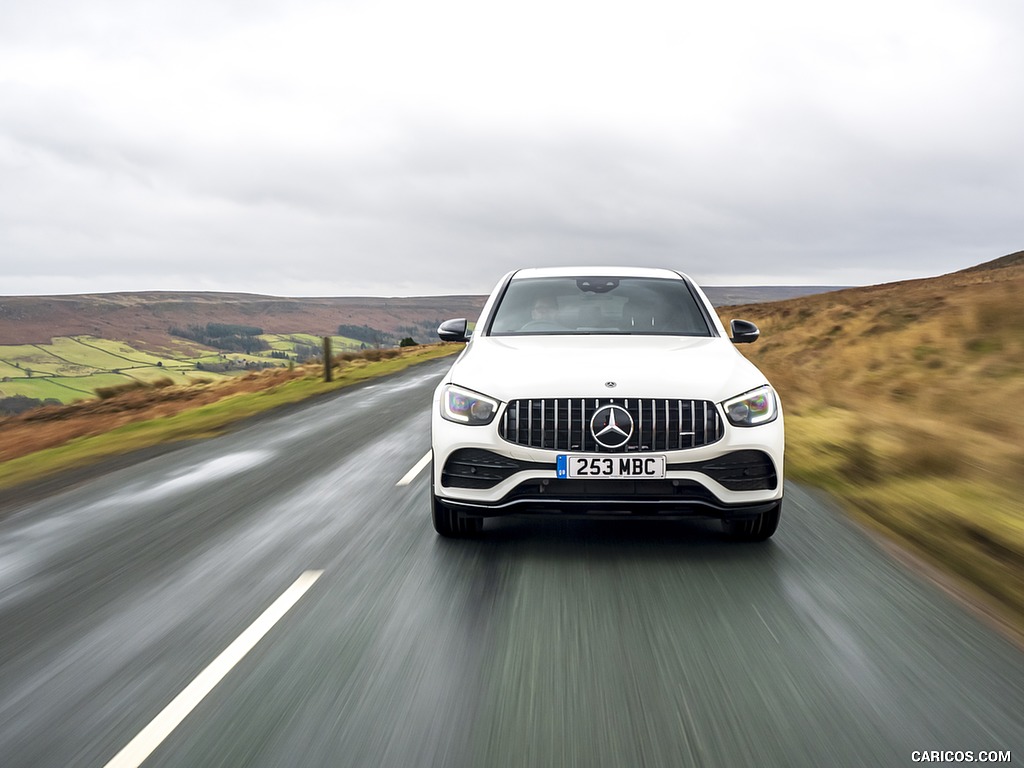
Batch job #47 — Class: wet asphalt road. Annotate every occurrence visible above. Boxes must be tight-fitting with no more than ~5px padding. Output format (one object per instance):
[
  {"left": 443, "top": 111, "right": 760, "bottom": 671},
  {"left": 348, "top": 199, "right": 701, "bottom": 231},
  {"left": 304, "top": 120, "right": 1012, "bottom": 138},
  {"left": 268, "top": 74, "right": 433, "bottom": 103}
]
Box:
[{"left": 0, "top": 359, "right": 1021, "bottom": 767}]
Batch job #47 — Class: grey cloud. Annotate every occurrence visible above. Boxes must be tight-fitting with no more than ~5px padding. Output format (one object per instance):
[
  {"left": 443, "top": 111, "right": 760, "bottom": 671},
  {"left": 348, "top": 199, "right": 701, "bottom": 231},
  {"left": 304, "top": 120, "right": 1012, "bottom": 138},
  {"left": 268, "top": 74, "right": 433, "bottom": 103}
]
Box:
[
  {"left": 5, "top": 117, "right": 1023, "bottom": 294},
  {"left": 0, "top": 0, "right": 292, "bottom": 47},
  {"left": 3, "top": 0, "right": 1024, "bottom": 296}
]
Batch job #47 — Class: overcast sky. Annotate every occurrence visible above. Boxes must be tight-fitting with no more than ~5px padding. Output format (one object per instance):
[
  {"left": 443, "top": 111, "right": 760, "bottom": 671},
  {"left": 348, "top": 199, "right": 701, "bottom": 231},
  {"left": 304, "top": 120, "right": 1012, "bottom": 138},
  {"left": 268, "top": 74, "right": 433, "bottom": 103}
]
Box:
[{"left": 2, "top": 0, "right": 1022, "bottom": 297}]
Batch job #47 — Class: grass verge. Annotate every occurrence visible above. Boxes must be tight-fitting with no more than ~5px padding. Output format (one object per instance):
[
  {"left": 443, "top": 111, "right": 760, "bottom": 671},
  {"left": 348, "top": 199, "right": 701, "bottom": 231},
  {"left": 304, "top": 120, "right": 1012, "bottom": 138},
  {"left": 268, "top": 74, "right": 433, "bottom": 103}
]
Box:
[{"left": 784, "top": 407, "right": 1024, "bottom": 638}]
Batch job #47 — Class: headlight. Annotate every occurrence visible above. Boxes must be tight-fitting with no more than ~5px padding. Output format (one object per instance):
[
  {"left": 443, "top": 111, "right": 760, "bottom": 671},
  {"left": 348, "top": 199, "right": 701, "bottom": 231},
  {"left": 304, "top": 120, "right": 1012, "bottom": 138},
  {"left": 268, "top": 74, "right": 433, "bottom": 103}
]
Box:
[
  {"left": 441, "top": 385, "right": 499, "bottom": 425},
  {"left": 723, "top": 385, "right": 778, "bottom": 427}
]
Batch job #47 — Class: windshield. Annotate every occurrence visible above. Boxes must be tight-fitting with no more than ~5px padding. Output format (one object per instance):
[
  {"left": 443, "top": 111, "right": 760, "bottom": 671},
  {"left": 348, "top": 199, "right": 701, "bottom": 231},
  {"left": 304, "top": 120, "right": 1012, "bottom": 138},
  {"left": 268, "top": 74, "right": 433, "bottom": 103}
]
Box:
[{"left": 487, "top": 276, "right": 713, "bottom": 336}]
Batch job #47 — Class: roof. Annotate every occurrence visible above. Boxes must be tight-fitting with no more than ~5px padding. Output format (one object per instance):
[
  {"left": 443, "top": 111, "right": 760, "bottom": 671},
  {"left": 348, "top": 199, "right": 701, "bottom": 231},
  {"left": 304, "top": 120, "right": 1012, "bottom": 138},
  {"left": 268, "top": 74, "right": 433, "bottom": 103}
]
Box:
[{"left": 509, "top": 266, "right": 689, "bottom": 281}]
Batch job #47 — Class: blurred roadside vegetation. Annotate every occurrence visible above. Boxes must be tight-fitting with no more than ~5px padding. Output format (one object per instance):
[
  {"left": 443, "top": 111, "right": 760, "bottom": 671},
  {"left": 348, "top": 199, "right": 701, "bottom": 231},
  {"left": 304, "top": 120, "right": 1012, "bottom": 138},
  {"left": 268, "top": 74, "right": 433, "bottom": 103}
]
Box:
[
  {"left": 725, "top": 255, "right": 1024, "bottom": 636},
  {"left": 0, "top": 344, "right": 460, "bottom": 493}
]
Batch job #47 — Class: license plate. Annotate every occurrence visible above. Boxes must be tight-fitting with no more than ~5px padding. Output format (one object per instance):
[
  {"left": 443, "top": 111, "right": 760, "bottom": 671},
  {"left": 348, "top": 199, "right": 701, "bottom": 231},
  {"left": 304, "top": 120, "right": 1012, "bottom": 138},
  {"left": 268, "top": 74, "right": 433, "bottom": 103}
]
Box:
[{"left": 556, "top": 454, "right": 666, "bottom": 479}]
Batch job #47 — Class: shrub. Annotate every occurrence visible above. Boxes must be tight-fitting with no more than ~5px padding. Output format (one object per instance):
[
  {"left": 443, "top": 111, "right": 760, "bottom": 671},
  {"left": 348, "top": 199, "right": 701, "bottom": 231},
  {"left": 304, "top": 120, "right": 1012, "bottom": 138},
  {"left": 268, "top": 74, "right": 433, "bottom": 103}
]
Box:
[
  {"left": 95, "top": 381, "right": 147, "bottom": 400},
  {"left": 893, "top": 437, "right": 965, "bottom": 478},
  {"left": 965, "top": 338, "right": 1002, "bottom": 354},
  {"left": 837, "top": 426, "right": 880, "bottom": 482}
]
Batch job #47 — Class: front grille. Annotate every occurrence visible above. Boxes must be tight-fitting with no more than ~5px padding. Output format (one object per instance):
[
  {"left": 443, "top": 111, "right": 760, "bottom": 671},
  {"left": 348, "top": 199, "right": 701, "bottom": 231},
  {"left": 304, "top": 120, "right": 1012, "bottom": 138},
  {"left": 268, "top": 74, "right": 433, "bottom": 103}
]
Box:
[{"left": 499, "top": 397, "right": 724, "bottom": 452}]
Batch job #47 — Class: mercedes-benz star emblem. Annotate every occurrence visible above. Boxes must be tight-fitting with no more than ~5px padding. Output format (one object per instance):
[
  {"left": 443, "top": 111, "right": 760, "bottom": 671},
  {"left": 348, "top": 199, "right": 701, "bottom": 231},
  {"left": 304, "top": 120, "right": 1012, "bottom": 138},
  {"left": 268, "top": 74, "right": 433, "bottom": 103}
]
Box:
[
  {"left": 590, "top": 405, "right": 634, "bottom": 449},
  {"left": 605, "top": 381, "right": 616, "bottom": 388}
]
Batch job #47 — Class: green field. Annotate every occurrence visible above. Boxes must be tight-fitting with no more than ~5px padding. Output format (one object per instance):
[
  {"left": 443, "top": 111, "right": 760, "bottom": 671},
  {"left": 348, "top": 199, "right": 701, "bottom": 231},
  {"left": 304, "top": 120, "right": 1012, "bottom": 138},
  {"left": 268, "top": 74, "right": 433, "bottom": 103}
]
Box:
[
  {"left": 0, "top": 345, "right": 68, "bottom": 376},
  {"left": 0, "top": 360, "right": 25, "bottom": 378},
  {"left": 0, "top": 336, "right": 246, "bottom": 404},
  {"left": 44, "top": 337, "right": 158, "bottom": 370},
  {"left": 70, "top": 337, "right": 181, "bottom": 367},
  {"left": 0, "top": 377, "right": 95, "bottom": 400},
  {"left": 0, "top": 333, "right": 403, "bottom": 406}
]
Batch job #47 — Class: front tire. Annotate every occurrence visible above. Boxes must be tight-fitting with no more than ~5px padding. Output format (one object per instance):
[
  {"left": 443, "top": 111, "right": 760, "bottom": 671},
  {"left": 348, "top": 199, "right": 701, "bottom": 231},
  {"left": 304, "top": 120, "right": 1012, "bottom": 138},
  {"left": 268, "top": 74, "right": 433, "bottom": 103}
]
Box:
[
  {"left": 430, "top": 463, "right": 483, "bottom": 537},
  {"left": 722, "top": 500, "right": 781, "bottom": 542},
  {"left": 432, "top": 494, "right": 483, "bottom": 537}
]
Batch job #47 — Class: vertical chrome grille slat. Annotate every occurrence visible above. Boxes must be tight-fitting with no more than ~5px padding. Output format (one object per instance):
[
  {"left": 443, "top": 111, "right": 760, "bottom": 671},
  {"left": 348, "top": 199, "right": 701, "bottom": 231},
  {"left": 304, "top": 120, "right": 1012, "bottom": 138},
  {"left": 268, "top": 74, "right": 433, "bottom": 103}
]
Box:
[
  {"left": 637, "top": 399, "right": 643, "bottom": 449},
  {"left": 553, "top": 399, "right": 559, "bottom": 451},
  {"left": 566, "top": 398, "right": 572, "bottom": 450},
  {"left": 580, "top": 398, "right": 586, "bottom": 450}
]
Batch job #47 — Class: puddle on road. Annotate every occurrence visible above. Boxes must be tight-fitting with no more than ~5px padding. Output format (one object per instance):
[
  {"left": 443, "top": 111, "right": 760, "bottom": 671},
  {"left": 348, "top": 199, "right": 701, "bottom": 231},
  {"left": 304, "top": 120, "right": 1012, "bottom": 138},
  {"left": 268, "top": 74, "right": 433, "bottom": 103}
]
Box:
[{"left": 107, "top": 450, "right": 277, "bottom": 507}]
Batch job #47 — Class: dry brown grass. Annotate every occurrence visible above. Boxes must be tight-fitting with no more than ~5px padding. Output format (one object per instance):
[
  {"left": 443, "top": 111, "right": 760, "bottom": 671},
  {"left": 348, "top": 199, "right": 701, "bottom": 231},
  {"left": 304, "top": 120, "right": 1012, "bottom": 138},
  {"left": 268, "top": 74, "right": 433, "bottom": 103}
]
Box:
[
  {"left": 721, "top": 261, "right": 1024, "bottom": 633},
  {"left": 88, "top": 376, "right": 182, "bottom": 407},
  {"left": 335, "top": 348, "right": 400, "bottom": 363}
]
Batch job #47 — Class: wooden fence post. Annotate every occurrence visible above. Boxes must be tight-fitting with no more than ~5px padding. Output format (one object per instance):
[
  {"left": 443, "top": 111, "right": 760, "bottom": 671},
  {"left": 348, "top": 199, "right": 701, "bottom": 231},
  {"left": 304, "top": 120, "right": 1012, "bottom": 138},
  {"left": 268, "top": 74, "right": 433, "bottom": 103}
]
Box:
[{"left": 323, "top": 336, "right": 333, "bottom": 382}]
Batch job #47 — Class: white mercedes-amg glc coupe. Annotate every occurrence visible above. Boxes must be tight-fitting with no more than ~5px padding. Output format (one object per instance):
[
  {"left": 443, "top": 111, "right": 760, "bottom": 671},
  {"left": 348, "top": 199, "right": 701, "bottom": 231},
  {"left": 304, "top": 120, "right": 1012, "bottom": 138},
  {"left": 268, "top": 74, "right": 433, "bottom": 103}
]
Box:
[{"left": 430, "top": 267, "right": 784, "bottom": 541}]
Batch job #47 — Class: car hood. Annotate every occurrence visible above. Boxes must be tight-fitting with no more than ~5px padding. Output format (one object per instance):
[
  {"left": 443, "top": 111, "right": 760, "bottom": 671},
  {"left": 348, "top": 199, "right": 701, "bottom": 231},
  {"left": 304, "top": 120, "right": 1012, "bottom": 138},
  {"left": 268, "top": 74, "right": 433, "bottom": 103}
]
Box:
[{"left": 445, "top": 335, "right": 769, "bottom": 402}]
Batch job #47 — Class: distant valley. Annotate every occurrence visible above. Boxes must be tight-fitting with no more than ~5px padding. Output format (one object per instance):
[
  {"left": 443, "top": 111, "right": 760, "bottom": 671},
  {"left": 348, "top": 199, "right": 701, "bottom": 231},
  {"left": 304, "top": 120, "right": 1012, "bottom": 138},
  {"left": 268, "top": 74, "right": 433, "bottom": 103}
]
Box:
[{"left": 0, "top": 285, "right": 842, "bottom": 410}]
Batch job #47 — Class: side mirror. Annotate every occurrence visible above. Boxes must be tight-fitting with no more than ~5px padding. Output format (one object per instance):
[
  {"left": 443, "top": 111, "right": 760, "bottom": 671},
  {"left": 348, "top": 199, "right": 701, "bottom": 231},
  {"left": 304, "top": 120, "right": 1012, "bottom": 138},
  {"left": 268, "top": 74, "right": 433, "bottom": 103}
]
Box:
[
  {"left": 438, "top": 318, "right": 469, "bottom": 342},
  {"left": 730, "top": 319, "right": 760, "bottom": 344}
]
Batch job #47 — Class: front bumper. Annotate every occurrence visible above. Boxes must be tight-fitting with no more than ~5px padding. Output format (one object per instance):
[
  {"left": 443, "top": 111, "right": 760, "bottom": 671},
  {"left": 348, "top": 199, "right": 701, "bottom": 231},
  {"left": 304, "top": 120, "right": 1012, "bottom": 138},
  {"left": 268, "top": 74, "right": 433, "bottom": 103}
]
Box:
[{"left": 431, "top": 404, "right": 785, "bottom": 520}]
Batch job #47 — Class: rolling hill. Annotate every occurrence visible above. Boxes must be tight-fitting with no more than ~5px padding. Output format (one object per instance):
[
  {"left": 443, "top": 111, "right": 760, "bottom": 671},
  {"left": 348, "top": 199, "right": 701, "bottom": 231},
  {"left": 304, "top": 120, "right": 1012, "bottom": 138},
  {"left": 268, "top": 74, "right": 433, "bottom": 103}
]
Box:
[
  {"left": 0, "top": 293, "right": 489, "bottom": 349},
  {"left": 0, "top": 286, "right": 844, "bottom": 348}
]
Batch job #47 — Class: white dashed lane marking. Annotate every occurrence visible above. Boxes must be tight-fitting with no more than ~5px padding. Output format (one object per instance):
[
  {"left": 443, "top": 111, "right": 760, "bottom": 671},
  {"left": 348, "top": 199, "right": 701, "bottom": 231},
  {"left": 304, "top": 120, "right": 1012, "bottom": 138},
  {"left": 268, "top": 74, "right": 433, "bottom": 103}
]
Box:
[
  {"left": 103, "top": 570, "right": 324, "bottom": 768},
  {"left": 396, "top": 450, "right": 432, "bottom": 487}
]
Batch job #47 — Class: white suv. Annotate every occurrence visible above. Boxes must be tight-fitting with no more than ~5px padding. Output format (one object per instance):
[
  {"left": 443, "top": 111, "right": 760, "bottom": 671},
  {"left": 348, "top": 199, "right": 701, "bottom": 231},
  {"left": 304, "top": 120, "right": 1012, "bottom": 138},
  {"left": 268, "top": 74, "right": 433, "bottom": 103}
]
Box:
[{"left": 430, "top": 267, "right": 784, "bottom": 541}]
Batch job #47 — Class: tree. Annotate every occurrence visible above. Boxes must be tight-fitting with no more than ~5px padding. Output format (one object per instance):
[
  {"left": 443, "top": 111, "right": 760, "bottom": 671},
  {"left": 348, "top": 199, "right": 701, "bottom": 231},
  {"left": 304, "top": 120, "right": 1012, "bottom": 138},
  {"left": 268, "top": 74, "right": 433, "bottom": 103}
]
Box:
[{"left": 399, "top": 337, "right": 418, "bottom": 347}]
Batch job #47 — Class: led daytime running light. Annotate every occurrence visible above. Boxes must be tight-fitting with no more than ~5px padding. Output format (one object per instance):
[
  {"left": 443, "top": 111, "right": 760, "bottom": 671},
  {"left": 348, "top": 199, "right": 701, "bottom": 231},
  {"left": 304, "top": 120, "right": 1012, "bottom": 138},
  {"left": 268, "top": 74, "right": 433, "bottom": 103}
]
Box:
[
  {"left": 723, "top": 386, "right": 778, "bottom": 427},
  {"left": 441, "top": 385, "right": 499, "bottom": 425}
]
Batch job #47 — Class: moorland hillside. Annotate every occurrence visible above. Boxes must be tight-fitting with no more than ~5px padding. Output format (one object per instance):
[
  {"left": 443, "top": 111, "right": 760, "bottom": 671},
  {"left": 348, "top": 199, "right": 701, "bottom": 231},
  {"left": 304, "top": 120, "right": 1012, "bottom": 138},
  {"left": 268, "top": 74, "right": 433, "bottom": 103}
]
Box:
[{"left": 722, "top": 250, "right": 1024, "bottom": 634}]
